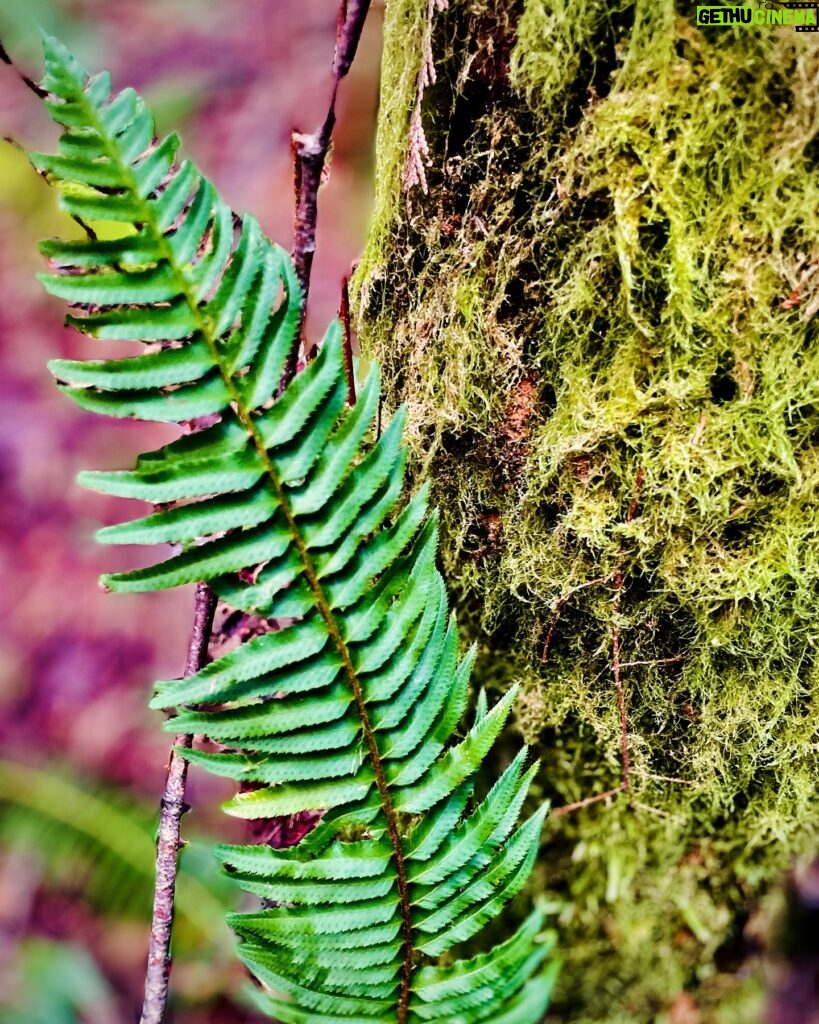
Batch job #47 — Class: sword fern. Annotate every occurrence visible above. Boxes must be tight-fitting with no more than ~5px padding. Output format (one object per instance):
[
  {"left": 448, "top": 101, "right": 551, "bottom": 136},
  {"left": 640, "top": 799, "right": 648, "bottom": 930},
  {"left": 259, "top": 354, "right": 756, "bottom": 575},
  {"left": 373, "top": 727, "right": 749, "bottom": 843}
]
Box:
[{"left": 30, "top": 35, "right": 558, "bottom": 1024}]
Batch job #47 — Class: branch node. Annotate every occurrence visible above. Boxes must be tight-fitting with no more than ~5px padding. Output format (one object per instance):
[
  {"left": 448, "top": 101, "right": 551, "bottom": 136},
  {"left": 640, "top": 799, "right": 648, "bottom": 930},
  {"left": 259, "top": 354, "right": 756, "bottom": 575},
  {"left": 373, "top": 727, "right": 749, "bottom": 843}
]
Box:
[{"left": 283, "top": 0, "right": 372, "bottom": 391}]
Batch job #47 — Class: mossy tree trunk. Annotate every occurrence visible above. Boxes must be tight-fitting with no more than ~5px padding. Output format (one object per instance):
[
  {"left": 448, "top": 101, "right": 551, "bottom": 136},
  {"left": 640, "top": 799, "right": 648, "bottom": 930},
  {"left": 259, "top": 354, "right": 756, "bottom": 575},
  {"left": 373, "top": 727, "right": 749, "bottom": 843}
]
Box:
[{"left": 354, "top": 2, "right": 819, "bottom": 1021}]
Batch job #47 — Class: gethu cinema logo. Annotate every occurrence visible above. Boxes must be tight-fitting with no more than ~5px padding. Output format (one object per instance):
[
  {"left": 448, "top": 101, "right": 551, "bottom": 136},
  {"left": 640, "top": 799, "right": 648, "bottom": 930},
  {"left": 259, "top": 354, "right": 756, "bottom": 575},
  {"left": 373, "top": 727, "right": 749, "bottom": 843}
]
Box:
[{"left": 696, "top": 4, "right": 818, "bottom": 26}]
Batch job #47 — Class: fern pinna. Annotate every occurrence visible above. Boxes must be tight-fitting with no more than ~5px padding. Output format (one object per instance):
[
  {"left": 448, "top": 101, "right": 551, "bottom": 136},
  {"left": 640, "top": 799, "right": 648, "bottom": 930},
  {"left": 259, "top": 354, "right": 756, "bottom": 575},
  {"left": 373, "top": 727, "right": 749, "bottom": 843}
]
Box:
[{"left": 32, "top": 36, "right": 559, "bottom": 1024}]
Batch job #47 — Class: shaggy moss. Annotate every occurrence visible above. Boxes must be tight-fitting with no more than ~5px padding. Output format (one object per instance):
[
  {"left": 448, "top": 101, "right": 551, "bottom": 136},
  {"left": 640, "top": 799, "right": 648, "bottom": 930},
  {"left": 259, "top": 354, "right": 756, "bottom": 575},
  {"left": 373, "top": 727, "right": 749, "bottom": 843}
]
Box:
[{"left": 355, "top": 1, "right": 819, "bottom": 1021}]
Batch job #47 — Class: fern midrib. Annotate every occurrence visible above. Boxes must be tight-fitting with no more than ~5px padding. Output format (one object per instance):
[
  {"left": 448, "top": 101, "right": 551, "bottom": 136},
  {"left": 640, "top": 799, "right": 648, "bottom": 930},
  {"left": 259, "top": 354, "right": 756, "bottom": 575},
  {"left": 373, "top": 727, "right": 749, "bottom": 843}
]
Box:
[{"left": 74, "top": 82, "right": 415, "bottom": 1022}]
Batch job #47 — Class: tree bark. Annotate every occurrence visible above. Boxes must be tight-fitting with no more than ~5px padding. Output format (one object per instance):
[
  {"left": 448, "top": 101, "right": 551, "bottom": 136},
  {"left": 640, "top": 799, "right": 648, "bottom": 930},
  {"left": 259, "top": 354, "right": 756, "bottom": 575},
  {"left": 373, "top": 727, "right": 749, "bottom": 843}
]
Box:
[{"left": 355, "top": 2, "right": 819, "bottom": 1020}]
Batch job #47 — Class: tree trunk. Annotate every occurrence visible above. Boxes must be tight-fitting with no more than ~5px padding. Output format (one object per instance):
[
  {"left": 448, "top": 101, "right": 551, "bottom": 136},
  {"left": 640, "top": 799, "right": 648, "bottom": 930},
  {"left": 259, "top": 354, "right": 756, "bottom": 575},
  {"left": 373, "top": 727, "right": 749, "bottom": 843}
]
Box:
[{"left": 354, "top": 2, "right": 819, "bottom": 1021}]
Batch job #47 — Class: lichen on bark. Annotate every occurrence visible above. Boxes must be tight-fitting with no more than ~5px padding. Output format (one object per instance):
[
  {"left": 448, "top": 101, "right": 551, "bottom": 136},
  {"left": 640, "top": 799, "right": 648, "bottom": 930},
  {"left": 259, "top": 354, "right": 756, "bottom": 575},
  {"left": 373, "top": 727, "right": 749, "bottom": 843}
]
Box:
[{"left": 354, "top": 1, "right": 819, "bottom": 1020}]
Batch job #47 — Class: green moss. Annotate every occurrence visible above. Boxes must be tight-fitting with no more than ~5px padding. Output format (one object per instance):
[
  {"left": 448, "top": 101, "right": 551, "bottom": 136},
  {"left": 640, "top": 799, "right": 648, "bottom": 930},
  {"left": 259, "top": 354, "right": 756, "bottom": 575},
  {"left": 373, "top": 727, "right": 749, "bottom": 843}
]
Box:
[{"left": 355, "top": 1, "right": 819, "bottom": 1020}]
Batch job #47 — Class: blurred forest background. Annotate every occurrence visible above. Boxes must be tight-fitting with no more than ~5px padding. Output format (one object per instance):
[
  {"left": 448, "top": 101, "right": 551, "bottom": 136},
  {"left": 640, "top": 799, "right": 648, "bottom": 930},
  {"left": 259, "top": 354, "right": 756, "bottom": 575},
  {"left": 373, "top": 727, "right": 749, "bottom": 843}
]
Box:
[{"left": 0, "top": 1, "right": 381, "bottom": 1020}]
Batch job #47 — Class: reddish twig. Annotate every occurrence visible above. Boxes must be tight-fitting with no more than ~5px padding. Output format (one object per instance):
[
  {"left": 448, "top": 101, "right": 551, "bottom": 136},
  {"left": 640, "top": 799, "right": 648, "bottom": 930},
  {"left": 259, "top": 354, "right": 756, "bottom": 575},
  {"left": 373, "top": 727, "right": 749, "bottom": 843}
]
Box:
[
  {"left": 543, "top": 469, "right": 648, "bottom": 816},
  {"left": 283, "top": 0, "right": 372, "bottom": 387},
  {"left": 339, "top": 276, "right": 356, "bottom": 405},
  {"left": 551, "top": 785, "right": 627, "bottom": 818},
  {"left": 625, "top": 467, "right": 645, "bottom": 524},
  {"left": 140, "top": 582, "right": 217, "bottom": 1024}
]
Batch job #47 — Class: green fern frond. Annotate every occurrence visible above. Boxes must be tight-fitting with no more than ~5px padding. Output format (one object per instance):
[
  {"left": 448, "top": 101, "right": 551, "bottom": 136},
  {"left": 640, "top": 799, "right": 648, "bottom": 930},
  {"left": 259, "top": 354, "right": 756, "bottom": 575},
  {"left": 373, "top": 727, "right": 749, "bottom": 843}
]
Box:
[
  {"left": 0, "top": 759, "right": 228, "bottom": 940},
  {"left": 31, "top": 34, "right": 559, "bottom": 1023}
]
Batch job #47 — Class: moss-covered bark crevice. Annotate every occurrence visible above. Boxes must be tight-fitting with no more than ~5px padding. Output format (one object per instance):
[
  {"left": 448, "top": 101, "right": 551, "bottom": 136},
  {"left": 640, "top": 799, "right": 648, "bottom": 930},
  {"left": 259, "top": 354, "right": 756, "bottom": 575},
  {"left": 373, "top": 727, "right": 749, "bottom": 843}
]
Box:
[{"left": 354, "top": 2, "right": 819, "bottom": 1020}]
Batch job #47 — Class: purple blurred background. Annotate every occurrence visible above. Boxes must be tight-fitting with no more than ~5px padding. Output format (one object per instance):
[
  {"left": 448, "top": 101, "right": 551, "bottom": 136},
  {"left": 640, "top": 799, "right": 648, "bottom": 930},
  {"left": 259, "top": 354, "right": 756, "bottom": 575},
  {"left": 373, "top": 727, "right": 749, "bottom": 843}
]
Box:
[{"left": 0, "top": 1, "right": 380, "bottom": 1019}]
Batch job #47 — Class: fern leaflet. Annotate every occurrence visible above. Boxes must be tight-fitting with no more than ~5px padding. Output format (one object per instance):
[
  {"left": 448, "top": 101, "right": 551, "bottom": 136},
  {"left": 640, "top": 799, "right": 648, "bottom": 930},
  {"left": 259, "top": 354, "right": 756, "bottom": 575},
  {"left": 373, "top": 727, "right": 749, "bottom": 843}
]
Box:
[{"left": 32, "top": 36, "right": 559, "bottom": 1024}]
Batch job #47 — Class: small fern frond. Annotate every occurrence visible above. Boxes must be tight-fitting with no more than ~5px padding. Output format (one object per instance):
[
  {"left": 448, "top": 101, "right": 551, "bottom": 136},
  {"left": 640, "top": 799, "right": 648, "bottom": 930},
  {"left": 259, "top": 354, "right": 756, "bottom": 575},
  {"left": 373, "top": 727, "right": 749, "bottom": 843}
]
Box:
[
  {"left": 32, "top": 35, "right": 558, "bottom": 1024},
  {"left": 0, "top": 759, "right": 228, "bottom": 939}
]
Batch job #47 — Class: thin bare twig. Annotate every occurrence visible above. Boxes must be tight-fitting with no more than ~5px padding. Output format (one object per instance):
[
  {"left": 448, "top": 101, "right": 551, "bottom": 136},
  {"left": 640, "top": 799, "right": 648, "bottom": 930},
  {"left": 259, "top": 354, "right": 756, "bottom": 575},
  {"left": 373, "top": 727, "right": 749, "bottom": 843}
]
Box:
[
  {"left": 144, "top": 7, "right": 373, "bottom": 1011},
  {"left": 551, "top": 785, "right": 626, "bottom": 818},
  {"left": 540, "top": 574, "right": 612, "bottom": 664},
  {"left": 618, "top": 655, "right": 686, "bottom": 669},
  {"left": 631, "top": 769, "right": 697, "bottom": 786},
  {"left": 339, "top": 276, "right": 356, "bottom": 405},
  {"left": 542, "top": 469, "right": 646, "bottom": 816},
  {"left": 625, "top": 467, "right": 645, "bottom": 525},
  {"left": 632, "top": 800, "right": 672, "bottom": 819},
  {"left": 140, "top": 583, "right": 217, "bottom": 1024},
  {"left": 284, "top": 0, "right": 372, "bottom": 386}
]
